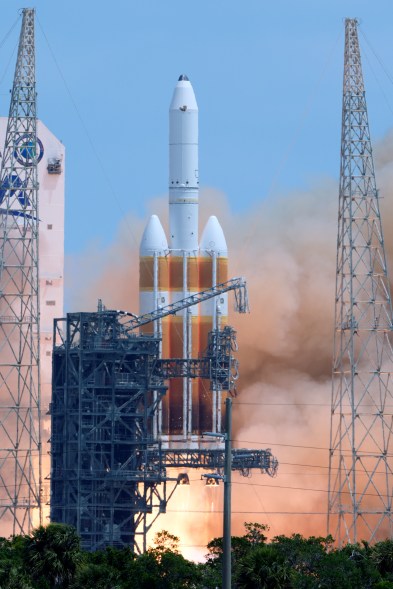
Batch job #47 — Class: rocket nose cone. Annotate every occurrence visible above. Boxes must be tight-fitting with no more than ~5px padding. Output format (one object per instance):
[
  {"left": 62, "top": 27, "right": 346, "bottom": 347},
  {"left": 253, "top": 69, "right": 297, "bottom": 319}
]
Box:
[
  {"left": 200, "top": 216, "right": 228, "bottom": 255},
  {"left": 170, "top": 75, "right": 198, "bottom": 111},
  {"left": 140, "top": 214, "right": 168, "bottom": 255}
]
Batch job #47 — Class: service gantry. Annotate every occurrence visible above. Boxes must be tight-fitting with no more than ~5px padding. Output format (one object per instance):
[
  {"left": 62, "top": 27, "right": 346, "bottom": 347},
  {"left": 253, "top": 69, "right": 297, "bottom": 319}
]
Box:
[
  {"left": 0, "top": 8, "right": 42, "bottom": 534},
  {"left": 50, "top": 279, "right": 278, "bottom": 553},
  {"left": 328, "top": 18, "right": 393, "bottom": 544}
]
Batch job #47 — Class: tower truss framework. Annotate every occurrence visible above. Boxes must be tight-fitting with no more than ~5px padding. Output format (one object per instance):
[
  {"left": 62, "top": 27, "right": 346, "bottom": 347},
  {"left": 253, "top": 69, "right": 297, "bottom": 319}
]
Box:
[
  {"left": 0, "top": 9, "right": 42, "bottom": 533},
  {"left": 51, "top": 308, "right": 277, "bottom": 553},
  {"left": 328, "top": 18, "right": 393, "bottom": 544}
]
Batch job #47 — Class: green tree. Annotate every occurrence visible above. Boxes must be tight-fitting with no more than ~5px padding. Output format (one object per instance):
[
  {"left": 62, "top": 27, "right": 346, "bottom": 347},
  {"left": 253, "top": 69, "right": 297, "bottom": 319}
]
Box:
[
  {"left": 236, "top": 544, "right": 290, "bottom": 589},
  {"left": 0, "top": 535, "right": 33, "bottom": 589},
  {"left": 25, "top": 523, "right": 82, "bottom": 588},
  {"left": 73, "top": 546, "right": 135, "bottom": 588},
  {"left": 244, "top": 523, "right": 269, "bottom": 546},
  {"left": 151, "top": 530, "right": 181, "bottom": 556},
  {"left": 120, "top": 549, "right": 201, "bottom": 589},
  {"left": 313, "top": 548, "right": 370, "bottom": 589},
  {"left": 372, "top": 539, "right": 393, "bottom": 579},
  {"left": 72, "top": 562, "right": 121, "bottom": 589},
  {"left": 205, "top": 521, "right": 270, "bottom": 584},
  {"left": 271, "top": 533, "right": 333, "bottom": 575}
]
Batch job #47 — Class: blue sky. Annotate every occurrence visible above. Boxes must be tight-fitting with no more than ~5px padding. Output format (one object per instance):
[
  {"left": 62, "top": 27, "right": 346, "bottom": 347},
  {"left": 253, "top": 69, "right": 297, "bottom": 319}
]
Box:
[{"left": 0, "top": 1, "right": 393, "bottom": 255}]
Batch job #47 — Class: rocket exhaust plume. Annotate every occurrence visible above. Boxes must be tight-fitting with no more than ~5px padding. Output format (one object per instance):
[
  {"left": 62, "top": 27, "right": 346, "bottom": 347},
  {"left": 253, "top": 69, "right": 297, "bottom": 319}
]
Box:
[
  {"left": 66, "top": 101, "right": 393, "bottom": 553},
  {"left": 67, "top": 176, "right": 340, "bottom": 553}
]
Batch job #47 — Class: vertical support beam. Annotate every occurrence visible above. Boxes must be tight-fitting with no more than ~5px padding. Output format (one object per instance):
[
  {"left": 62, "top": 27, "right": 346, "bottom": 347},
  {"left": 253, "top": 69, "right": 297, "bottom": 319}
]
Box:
[
  {"left": 212, "top": 251, "right": 218, "bottom": 433},
  {"left": 153, "top": 251, "right": 159, "bottom": 439},
  {"left": 182, "top": 251, "right": 188, "bottom": 438},
  {"left": 223, "top": 397, "right": 232, "bottom": 589},
  {"left": 187, "top": 308, "right": 192, "bottom": 434}
]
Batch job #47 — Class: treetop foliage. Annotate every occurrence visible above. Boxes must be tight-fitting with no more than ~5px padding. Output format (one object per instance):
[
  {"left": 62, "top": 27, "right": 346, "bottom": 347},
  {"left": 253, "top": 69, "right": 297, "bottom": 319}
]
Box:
[{"left": 0, "top": 522, "right": 393, "bottom": 588}]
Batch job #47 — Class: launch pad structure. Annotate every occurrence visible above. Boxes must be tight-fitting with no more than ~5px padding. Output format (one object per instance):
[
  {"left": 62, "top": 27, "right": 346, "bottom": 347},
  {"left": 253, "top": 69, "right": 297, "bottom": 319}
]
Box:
[
  {"left": 50, "top": 281, "right": 278, "bottom": 553},
  {"left": 50, "top": 69, "right": 279, "bottom": 553},
  {"left": 0, "top": 8, "right": 65, "bottom": 536},
  {"left": 328, "top": 19, "right": 393, "bottom": 545},
  {"left": 5, "top": 7, "right": 393, "bottom": 552},
  {"left": 0, "top": 8, "right": 42, "bottom": 534}
]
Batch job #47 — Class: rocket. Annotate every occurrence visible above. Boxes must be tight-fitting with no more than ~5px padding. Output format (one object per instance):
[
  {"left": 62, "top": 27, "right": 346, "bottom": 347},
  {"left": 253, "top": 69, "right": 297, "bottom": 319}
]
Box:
[
  {"left": 199, "top": 215, "right": 228, "bottom": 434},
  {"left": 139, "top": 75, "right": 228, "bottom": 445},
  {"left": 169, "top": 74, "right": 199, "bottom": 252}
]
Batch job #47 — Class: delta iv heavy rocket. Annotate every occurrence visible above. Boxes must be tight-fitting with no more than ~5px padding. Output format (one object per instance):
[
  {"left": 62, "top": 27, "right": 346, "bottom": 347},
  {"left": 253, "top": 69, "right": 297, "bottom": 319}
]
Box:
[{"left": 139, "top": 75, "right": 228, "bottom": 447}]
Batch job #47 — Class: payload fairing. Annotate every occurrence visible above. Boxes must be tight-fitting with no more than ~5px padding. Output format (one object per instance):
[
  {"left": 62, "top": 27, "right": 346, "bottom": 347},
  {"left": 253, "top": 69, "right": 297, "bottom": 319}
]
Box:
[{"left": 139, "top": 75, "right": 228, "bottom": 445}]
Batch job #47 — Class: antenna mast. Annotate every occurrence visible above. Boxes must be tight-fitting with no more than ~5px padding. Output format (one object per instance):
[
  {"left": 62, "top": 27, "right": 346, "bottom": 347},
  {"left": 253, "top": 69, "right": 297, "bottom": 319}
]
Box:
[
  {"left": 0, "top": 8, "right": 42, "bottom": 533},
  {"left": 328, "top": 18, "right": 393, "bottom": 544}
]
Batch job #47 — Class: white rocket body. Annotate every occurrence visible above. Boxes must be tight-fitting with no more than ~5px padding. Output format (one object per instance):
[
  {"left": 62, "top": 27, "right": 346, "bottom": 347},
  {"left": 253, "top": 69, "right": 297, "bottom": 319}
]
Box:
[
  {"left": 139, "top": 214, "right": 169, "bottom": 317},
  {"left": 199, "top": 215, "right": 229, "bottom": 325},
  {"left": 169, "top": 75, "right": 199, "bottom": 252},
  {"left": 139, "top": 75, "right": 228, "bottom": 444}
]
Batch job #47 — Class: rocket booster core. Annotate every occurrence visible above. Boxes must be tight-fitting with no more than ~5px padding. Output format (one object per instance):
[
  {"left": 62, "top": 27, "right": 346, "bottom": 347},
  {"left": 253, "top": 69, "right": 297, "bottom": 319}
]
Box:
[
  {"left": 169, "top": 75, "right": 199, "bottom": 252},
  {"left": 139, "top": 74, "right": 229, "bottom": 443}
]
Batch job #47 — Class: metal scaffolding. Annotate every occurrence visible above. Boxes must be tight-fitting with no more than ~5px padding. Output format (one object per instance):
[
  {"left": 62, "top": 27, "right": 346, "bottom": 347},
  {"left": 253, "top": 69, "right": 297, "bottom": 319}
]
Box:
[
  {"left": 51, "top": 302, "right": 277, "bottom": 553},
  {"left": 51, "top": 311, "right": 167, "bottom": 552},
  {"left": 0, "top": 8, "right": 42, "bottom": 534},
  {"left": 328, "top": 18, "right": 393, "bottom": 544}
]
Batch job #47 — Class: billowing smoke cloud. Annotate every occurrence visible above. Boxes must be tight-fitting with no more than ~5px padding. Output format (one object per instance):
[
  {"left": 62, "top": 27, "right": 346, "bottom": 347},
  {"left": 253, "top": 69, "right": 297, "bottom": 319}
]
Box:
[{"left": 64, "top": 131, "right": 393, "bottom": 556}]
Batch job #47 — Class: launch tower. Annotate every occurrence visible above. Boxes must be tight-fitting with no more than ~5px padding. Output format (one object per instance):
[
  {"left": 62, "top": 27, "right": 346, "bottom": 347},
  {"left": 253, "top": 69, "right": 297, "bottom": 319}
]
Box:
[
  {"left": 0, "top": 8, "right": 65, "bottom": 536},
  {"left": 328, "top": 18, "right": 393, "bottom": 544},
  {"left": 0, "top": 8, "right": 42, "bottom": 533},
  {"left": 51, "top": 283, "right": 278, "bottom": 552}
]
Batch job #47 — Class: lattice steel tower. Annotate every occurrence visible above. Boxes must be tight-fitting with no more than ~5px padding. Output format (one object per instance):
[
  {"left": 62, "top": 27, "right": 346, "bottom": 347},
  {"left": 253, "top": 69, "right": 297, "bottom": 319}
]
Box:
[
  {"left": 328, "top": 18, "right": 393, "bottom": 544},
  {"left": 0, "top": 8, "right": 42, "bottom": 533}
]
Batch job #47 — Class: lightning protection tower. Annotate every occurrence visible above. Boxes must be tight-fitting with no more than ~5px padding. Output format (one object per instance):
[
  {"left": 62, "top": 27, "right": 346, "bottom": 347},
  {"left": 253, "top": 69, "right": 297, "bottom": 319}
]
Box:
[
  {"left": 0, "top": 8, "right": 42, "bottom": 533},
  {"left": 328, "top": 18, "right": 393, "bottom": 544}
]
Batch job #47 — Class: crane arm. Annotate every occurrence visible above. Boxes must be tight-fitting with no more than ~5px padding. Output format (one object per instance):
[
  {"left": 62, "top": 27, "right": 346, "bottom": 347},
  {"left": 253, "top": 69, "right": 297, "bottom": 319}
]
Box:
[{"left": 119, "top": 276, "right": 249, "bottom": 331}]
